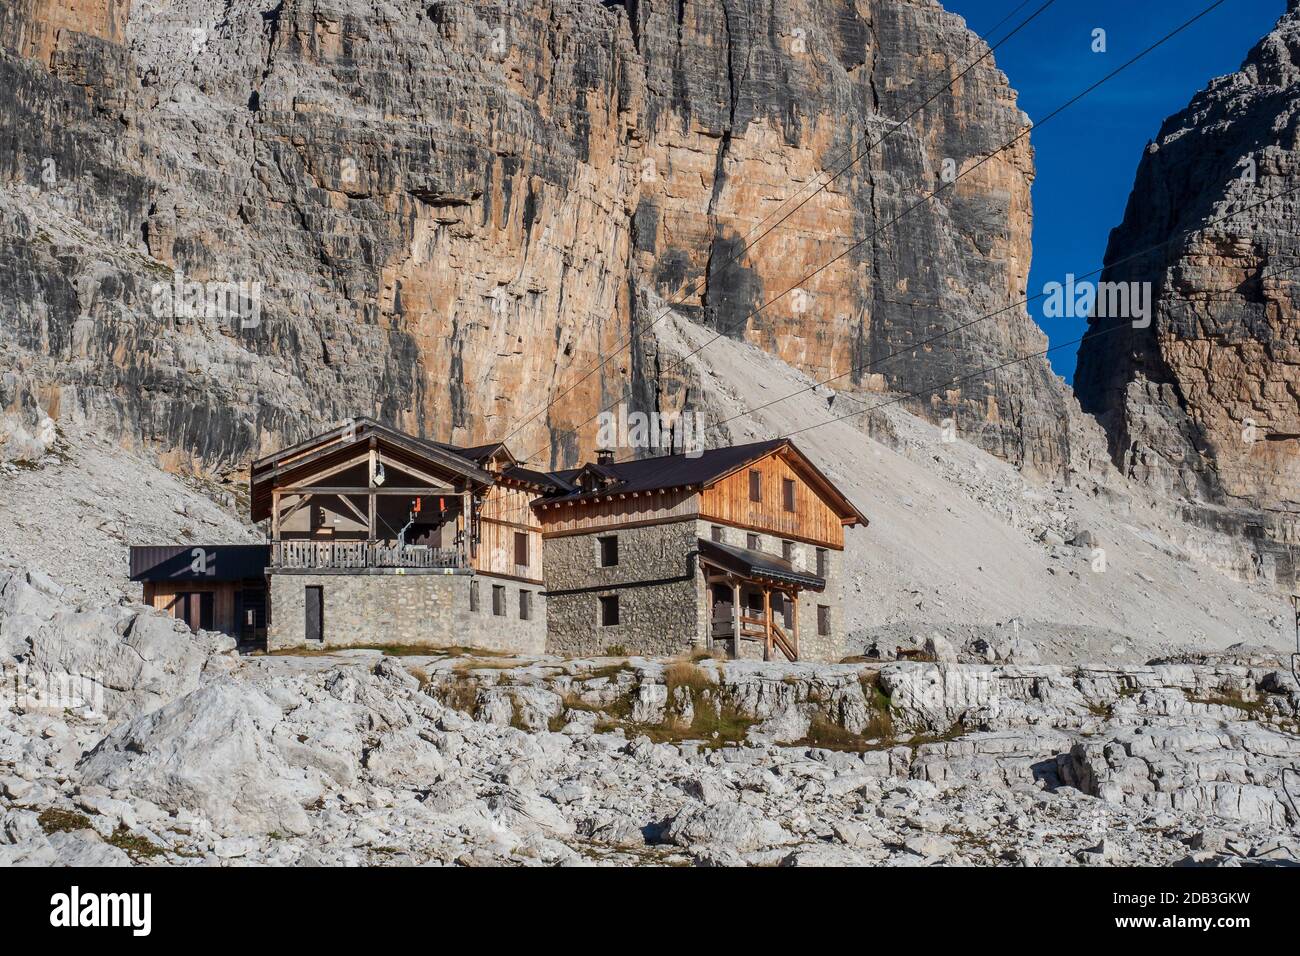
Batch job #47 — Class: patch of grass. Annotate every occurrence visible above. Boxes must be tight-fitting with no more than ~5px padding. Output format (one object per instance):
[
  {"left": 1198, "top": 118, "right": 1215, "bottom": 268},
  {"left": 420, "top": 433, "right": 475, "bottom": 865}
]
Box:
[
  {"left": 793, "top": 714, "right": 879, "bottom": 752},
  {"left": 508, "top": 695, "right": 528, "bottom": 731},
  {"left": 905, "top": 722, "right": 967, "bottom": 747},
  {"left": 407, "top": 665, "right": 430, "bottom": 687},
  {"left": 434, "top": 674, "right": 481, "bottom": 717},
  {"left": 38, "top": 809, "right": 93, "bottom": 834},
  {"left": 604, "top": 644, "right": 629, "bottom": 657},
  {"left": 789, "top": 671, "right": 901, "bottom": 751},
  {"left": 106, "top": 826, "right": 165, "bottom": 860},
  {"left": 1186, "top": 688, "right": 1270, "bottom": 719},
  {"left": 258, "top": 643, "right": 513, "bottom": 658},
  {"left": 664, "top": 660, "right": 712, "bottom": 696},
  {"left": 583, "top": 662, "right": 636, "bottom": 683},
  {"left": 859, "top": 669, "right": 896, "bottom": 740}
]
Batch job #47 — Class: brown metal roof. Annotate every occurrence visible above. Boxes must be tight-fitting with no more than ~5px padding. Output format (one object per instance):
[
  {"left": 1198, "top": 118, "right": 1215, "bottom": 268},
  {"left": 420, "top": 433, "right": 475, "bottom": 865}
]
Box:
[{"left": 538, "top": 438, "right": 867, "bottom": 526}]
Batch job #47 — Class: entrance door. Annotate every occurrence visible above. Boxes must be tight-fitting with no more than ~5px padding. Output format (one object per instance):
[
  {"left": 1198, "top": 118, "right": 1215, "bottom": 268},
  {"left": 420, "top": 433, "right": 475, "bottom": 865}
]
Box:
[{"left": 305, "top": 585, "right": 324, "bottom": 642}]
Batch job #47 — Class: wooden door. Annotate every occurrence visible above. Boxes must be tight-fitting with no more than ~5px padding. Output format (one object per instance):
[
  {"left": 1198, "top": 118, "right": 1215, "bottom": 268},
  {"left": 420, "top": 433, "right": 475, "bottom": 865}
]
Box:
[{"left": 305, "top": 585, "right": 324, "bottom": 642}]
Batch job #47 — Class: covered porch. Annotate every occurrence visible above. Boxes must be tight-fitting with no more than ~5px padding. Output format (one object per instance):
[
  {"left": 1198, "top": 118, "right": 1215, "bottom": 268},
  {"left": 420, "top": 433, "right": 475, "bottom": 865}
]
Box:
[
  {"left": 698, "top": 538, "right": 825, "bottom": 662},
  {"left": 250, "top": 418, "right": 496, "bottom": 572}
]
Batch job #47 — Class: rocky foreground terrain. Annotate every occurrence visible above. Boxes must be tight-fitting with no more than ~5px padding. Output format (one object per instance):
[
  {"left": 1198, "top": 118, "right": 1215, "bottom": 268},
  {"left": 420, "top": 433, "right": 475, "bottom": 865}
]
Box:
[{"left": 3, "top": 565, "right": 1298, "bottom": 867}]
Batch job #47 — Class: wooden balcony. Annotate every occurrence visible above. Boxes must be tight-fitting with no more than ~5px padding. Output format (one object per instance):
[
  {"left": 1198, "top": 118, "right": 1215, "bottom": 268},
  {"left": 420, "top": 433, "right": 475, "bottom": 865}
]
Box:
[{"left": 271, "top": 540, "right": 466, "bottom": 570}]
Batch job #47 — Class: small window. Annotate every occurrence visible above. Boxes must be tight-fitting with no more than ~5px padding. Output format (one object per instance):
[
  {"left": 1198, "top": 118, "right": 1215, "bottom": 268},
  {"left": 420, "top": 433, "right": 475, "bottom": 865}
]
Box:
[
  {"left": 782, "top": 540, "right": 794, "bottom": 562},
  {"left": 782, "top": 595, "right": 794, "bottom": 629},
  {"left": 710, "top": 525, "right": 723, "bottom": 543},
  {"left": 514, "top": 532, "right": 529, "bottom": 567},
  {"left": 817, "top": 604, "right": 830, "bottom": 637},
  {"left": 816, "top": 548, "right": 828, "bottom": 578},
  {"left": 469, "top": 579, "right": 480, "bottom": 612},
  {"left": 599, "top": 595, "right": 620, "bottom": 626},
  {"left": 598, "top": 535, "right": 619, "bottom": 567},
  {"left": 746, "top": 533, "right": 760, "bottom": 551},
  {"left": 519, "top": 590, "right": 532, "bottom": 621},
  {"left": 748, "top": 469, "right": 761, "bottom": 502},
  {"left": 782, "top": 478, "right": 796, "bottom": 512},
  {"left": 492, "top": 585, "right": 506, "bottom": 617}
]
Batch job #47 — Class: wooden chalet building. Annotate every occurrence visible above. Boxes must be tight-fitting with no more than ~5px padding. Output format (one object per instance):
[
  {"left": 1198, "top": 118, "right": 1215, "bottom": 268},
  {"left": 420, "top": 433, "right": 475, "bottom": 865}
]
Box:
[
  {"left": 130, "top": 421, "right": 866, "bottom": 660},
  {"left": 247, "top": 418, "right": 553, "bottom": 652}
]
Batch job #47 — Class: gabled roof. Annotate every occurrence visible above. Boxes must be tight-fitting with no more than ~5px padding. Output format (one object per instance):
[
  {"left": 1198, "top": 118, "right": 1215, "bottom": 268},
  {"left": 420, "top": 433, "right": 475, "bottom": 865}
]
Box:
[
  {"left": 432, "top": 440, "right": 515, "bottom": 467},
  {"left": 537, "top": 438, "right": 868, "bottom": 526},
  {"left": 249, "top": 418, "right": 495, "bottom": 522},
  {"left": 698, "top": 538, "right": 826, "bottom": 591},
  {"left": 501, "top": 465, "right": 572, "bottom": 494}
]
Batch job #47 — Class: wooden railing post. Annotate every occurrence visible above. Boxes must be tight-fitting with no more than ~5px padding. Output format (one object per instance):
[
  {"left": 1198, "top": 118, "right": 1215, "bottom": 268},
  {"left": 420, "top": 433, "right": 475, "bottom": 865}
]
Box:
[
  {"left": 762, "top": 587, "right": 772, "bottom": 662},
  {"left": 731, "top": 580, "right": 741, "bottom": 659}
]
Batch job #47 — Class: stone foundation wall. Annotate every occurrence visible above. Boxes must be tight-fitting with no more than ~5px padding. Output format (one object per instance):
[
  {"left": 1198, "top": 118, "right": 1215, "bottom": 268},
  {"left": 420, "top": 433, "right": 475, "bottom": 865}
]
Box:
[
  {"left": 267, "top": 570, "right": 545, "bottom": 654},
  {"left": 543, "top": 520, "right": 705, "bottom": 657}
]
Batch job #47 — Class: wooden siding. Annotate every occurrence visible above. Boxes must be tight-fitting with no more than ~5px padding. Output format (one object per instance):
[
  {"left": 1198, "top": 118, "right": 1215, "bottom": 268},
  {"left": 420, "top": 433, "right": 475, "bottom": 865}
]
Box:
[
  {"left": 476, "top": 484, "right": 543, "bottom": 582},
  {"left": 698, "top": 451, "right": 845, "bottom": 548},
  {"left": 142, "top": 581, "right": 238, "bottom": 634},
  {"left": 536, "top": 489, "right": 699, "bottom": 537}
]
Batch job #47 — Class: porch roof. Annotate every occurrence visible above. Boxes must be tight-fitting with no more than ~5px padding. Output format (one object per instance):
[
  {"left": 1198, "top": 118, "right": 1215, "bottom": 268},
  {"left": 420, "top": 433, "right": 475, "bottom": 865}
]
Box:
[{"left": 698, "top": 538, "right": 826, "bottom": 591}]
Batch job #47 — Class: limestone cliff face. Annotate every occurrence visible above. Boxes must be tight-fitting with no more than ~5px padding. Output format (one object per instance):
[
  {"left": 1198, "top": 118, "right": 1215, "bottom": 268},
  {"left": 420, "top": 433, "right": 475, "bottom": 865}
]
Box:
[
  {"left": 0, "top": 0, "right": 1068, "bottom": 479},
  {"left": 1074, "top": 2, "right": 1300, "bottom": 587}
]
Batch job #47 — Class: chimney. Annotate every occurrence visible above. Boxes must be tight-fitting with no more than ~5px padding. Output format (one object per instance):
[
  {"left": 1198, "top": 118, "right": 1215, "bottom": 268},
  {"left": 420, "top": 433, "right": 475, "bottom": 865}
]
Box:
[{"left": 596, "top": 448, "right": 615, "bottom": 465}]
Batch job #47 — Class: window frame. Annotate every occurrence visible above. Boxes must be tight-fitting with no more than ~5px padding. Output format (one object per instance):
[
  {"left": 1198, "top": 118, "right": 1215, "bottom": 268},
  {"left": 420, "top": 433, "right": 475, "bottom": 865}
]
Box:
[
  {"left": 598, "top": 534, "right": 619, "bottom": 568},
  {"left": 748, "top": 469, "right": 761, "bottom": 502},
  {"left": 599, "top": 594, "right": 620, "bottom": 627},
  {"left": 492, "top": 584, "right": 506, "bottom": 617},
  {"left": 782, "top": 478, "right": 796, "bottom": 513}
]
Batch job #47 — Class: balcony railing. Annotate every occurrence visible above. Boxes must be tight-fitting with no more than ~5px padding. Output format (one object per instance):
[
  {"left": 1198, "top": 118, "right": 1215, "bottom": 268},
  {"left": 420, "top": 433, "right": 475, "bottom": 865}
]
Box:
[{"left": 272, "top": 540, "right": 466, "bottom": 570}]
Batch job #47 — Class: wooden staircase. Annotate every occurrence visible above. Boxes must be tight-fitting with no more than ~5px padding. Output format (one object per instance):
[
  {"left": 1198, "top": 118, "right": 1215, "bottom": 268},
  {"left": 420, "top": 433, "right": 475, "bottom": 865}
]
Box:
[{"left": 733, "top": 614, "right": 798, "bottom": 662}]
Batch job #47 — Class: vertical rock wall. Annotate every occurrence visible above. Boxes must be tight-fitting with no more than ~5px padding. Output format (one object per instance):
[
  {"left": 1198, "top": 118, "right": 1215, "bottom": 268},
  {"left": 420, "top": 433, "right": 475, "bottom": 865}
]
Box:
[{"left": 0, "top": 0, "right": 1071, "bottom": 480}]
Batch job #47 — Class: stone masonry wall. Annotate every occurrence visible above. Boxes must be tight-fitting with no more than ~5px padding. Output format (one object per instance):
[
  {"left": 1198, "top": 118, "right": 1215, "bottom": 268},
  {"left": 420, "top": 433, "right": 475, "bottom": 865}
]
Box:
[
  {"left": 267, "top": 570, "right": 546, "bottom": 654},
  {"left": 543, "top": 520, "right": 705, "bottom": 658},
  {"left": 541, "top": 517, "right": 846, "bottom": 661}
]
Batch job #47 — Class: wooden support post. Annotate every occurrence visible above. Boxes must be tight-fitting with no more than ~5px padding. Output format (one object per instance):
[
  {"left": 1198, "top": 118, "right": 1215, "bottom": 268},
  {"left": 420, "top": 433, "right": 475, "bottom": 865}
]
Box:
[
  {"left": 763, "top": 587, "right": 772, "bottom": 662},
  {"left": 463, "top": 491, "right": 474, "bottom": 563},
  {"left": 791, "top": 591, "right": 799, "bottom": 661},
  {"left": 731, "top": 579, "right": 741, "bottom": 660},
  {"left": 272, "top": 491, "right": 281, "bottom": 541},
  {"left": 368, "top": 443, "right": 378, "bottom": 543}
]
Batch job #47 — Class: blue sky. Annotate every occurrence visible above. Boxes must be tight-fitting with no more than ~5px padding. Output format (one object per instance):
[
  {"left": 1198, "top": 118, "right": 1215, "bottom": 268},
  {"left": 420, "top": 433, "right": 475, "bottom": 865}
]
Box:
[{"left": 942, "top": 0, "right": 1287, "bottom": 382}]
